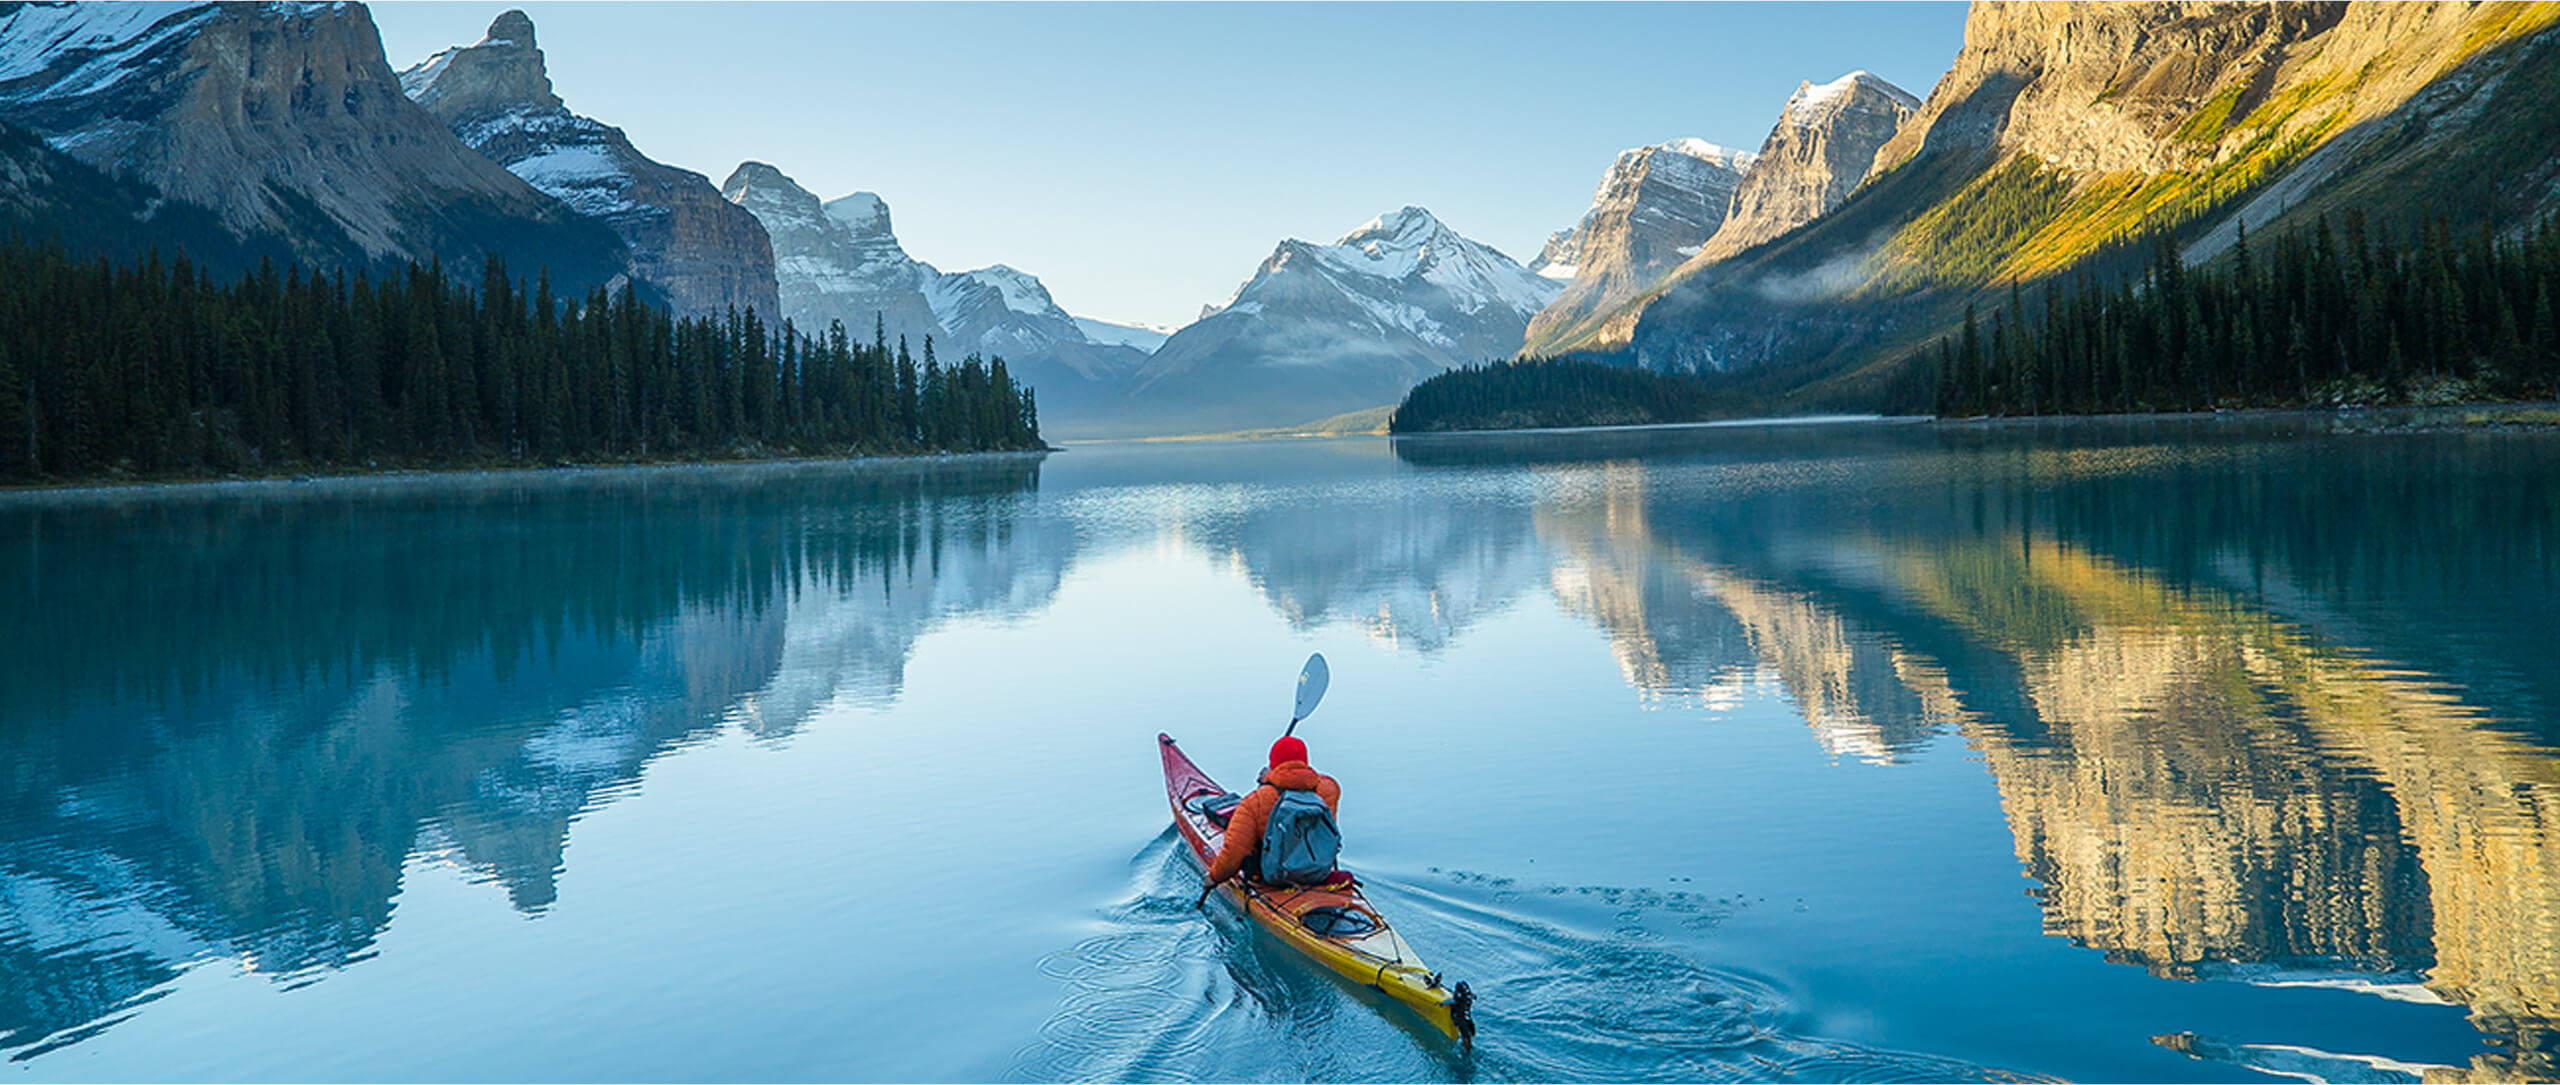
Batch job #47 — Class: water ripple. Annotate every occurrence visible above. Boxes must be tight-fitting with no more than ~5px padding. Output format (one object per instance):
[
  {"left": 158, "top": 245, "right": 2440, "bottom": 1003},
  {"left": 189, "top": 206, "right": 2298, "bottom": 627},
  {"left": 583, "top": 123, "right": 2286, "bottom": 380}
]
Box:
[{"left": 1013, "top": 837, "right": 2041, "bottom": 1083}]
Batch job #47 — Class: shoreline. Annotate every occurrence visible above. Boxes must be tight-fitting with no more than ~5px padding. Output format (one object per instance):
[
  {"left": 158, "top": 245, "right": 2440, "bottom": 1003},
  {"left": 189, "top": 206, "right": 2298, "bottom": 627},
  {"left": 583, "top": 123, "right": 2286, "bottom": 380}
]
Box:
[
  {"left": 1921, "top": 401, "right": 2560, "bottom": 432},
  {"left": 0, "top": 447, "right": 1056, "bottom": 507},
  {"left": 1384, "top": 413, "right": 1913, "bottom": 441},
  {"left": 1385, "top": 401, "right": 2560, "bottom": 440}
]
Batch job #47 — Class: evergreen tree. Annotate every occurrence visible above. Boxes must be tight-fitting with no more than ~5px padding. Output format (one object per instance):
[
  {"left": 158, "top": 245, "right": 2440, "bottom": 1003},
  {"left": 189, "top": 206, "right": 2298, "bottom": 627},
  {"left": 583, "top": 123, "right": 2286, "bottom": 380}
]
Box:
[
  {"left": 2531, "top": 283, "right": 2557, "bottom": 396},
  {"left": 1933, "top": 336, "right": 1957, "bottom": 416},
  {"left": 0, "top": 238, "right": 1041, "bottom": 482},
  {"left": 1959, "top": 303, "right": 1984, "bottom": 415},
  {"left": 895, "top": 335, "right": 918, "bottom": 445}
]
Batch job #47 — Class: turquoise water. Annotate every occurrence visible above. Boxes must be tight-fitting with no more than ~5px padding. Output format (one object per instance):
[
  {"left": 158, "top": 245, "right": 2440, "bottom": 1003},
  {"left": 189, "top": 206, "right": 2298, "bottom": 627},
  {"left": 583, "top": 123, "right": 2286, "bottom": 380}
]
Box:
[{"left": 1, "top": 417, "right": 2555, "bottom": 1082}]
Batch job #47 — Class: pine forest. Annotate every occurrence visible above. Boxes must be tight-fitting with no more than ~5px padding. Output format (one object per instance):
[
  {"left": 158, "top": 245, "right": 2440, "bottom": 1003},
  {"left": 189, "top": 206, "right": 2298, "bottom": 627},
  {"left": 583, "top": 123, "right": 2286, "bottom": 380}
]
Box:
[
  {"left": 1929, "top": 213, "right": 2560, "bottom": 418},
  {"left": 0, "top": 239, "right": 1044, "bottom": 483}
]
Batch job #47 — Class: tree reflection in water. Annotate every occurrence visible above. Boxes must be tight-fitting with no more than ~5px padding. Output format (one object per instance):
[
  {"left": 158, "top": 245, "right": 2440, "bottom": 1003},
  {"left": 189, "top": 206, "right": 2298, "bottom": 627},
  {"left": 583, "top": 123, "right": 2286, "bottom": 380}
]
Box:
[{"left": 0, "top": 458, "right": 1059, "bottom": 1058}]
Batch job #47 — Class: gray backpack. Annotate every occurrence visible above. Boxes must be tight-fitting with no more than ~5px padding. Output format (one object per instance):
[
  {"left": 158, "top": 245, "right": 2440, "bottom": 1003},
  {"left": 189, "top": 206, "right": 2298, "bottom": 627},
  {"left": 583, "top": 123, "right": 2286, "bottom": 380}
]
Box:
[{"left": 1258, "top": 788, "right": 1341, "bottom": 886}]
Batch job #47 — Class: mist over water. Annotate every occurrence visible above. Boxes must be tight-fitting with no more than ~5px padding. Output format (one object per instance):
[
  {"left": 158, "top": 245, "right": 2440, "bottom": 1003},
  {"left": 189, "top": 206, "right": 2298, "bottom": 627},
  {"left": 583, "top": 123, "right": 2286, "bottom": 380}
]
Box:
[{"left": 0, "top": 416, "right": 2553, "bottom": 1081}]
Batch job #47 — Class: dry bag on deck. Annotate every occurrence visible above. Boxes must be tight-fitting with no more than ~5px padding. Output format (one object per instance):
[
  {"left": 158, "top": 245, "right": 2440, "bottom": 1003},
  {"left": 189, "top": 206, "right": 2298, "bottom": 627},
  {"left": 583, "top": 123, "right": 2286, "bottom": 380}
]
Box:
[{"left": 1258, "top": 788, "right": 1340, "bottom": 886}]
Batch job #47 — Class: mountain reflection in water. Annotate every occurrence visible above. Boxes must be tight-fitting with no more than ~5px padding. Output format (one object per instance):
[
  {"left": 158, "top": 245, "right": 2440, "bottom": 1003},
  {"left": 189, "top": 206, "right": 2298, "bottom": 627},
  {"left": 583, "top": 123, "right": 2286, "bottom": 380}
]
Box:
[
  {"left": 1393, "top": 420, "right": 2560, "bottom": 1081},
  {"left": 0, "top": 418, "right": 2553, "bottom": 1082}
]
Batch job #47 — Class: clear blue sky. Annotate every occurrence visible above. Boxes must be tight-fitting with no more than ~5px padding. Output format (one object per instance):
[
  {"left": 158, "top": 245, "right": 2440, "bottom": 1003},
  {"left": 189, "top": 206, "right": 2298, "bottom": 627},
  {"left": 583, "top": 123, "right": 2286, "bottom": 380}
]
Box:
[{"left": 371, "top": 2, "right": 1969, "bottom": 329}]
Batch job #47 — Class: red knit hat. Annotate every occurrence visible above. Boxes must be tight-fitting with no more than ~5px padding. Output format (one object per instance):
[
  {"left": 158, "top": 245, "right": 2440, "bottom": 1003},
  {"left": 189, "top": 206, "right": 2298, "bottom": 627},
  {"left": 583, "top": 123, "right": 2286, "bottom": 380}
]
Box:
[{"left": 1269, "top": 736, "right": 1308, "bottom": 768}]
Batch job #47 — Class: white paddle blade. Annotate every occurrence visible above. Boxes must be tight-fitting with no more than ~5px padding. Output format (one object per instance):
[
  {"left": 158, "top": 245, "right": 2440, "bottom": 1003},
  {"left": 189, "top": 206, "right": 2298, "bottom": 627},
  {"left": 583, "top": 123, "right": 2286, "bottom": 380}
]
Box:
[{"left": 1293, "top": 653, "right": 1330, "bottom": 724}]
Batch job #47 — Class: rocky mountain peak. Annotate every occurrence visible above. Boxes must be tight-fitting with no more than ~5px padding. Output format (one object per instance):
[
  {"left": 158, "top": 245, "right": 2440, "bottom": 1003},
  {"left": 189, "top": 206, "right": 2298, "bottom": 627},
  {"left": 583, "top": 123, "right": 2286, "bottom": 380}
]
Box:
[
  {"left": 966, "top": 264, "right": 1052, "bottom": 311},
  {"left": 723, "top": 162, "right": 944, "bottom": 349},
  {"left": 720, "top": 161, "right": 823, "bottom": 231},
  {"left": 485, "top": 9, "right": 535, "bottom": 46},
  {"left": 1692, "top": 69, "right": 1919, "bottom": 266},
  {"left": 1783, "top": 71, "right": 1919, "bottom": 128},
  {"left": 1118, "top": 207, "right": 1555, "bottom": 434},
  {"left": 401, "top": 11, "right": 777, "bottom": 317},
  {"left": 824, "top": 191, "right": 893, "bottom": 241},
  {"left": 1531, "top": 139, "right": 1755, "bottom": 280},
  {"left": 400, "top": 9, "right": 560, "bottom": 117},
  {"left": 1341, "top": 205, "right": 1447, "bottom": 250},
  {"left": 1652, "top": 138, "right": 1758, "bottom": 172},
  {"left": 1520, "top": 138, "right": 1755, "bottom": 355},
  {"left": 720, "top": 160, "right": 795, "bottom": 200}
]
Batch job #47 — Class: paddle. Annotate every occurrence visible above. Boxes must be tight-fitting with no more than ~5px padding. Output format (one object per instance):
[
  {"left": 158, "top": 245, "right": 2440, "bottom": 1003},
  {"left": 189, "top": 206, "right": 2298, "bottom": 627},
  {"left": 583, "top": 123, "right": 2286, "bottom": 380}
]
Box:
[
  {"left": 1197, "top": 653, "right": 1331, "bottom": 909},
  {"left": 1285, "top": 652, "right": 1329, "bottom": 737}
]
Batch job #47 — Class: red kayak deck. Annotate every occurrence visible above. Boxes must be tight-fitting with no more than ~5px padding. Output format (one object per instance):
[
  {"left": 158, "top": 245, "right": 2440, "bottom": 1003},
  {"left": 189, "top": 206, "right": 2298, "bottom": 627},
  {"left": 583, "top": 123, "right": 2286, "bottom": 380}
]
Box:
[{"left": 1157, "top": 732, "right": 1472, "bottom": 1043}]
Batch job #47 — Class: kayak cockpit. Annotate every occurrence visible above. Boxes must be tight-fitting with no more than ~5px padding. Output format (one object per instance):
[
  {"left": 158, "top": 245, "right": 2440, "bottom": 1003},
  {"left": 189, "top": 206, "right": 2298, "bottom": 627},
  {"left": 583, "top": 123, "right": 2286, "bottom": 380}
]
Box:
[{"left": 1181, "top": 789, "right": 1241, "bottom": 826}]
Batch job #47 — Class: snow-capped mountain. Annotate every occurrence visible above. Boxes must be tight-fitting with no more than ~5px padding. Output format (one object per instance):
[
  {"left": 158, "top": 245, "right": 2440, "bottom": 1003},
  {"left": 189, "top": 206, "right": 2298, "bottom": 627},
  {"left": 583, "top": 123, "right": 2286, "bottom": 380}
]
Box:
[
  {"left": 0, "top": 1, "right": 626, "bottom": 290},
  {"left": 1523, "top": 139, "right": 1754, "bottom": 357},
  {"left": 719, "top": 162, "right": 945, "bottom": 347},
  {"left": 1124, "top": 206, "right": 1559, "bottom": 434},
  {"left": 1073, "top": 317, "right": 1175, "bottom": 354},
  {"left": 723, "top": 165, "right": 1165, "bottom": 433},
  {"left": 1695, "top": 71, "right": 1918, "bottom": 265},
  {"left": 399, "top": 11, "right": 777, "bottom": 318},
  {"left": 916, "top": 262, "right": 1150, "bottom": 383}
]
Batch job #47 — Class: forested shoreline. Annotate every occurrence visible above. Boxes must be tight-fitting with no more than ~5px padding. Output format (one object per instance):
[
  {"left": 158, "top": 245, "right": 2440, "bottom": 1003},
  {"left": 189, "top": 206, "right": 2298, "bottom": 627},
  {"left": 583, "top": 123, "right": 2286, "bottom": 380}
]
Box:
[
  {"left": 1389, "top": 359, "right": 1727, "bottom": 433},
  {"left": 1932, "top": 214, "right": 2560, "bottom": 417},
  {"left": 1390, "top": 213, "right": 2560, "bottom": 434},
  {"left": 0, "top": 238, "right": 1042, "bottom": 484}
]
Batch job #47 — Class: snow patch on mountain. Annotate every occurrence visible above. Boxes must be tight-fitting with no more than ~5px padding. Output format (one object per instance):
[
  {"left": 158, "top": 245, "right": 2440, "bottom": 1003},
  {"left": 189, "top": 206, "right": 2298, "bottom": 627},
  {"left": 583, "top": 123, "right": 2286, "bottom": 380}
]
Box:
[
  {"left": 1785, "top": 70, "right": 1921, "bottom": 127},
  {"left": 917, "top": 262, "right": 1059, "bottom": 327},
  {"left": 504, "top": 141, "right": 634, "bottom": 216},
  {"left": 0, "top": 3, "right": 216, "bottom": 90},
  {"left": 1072, "top": 317, "right": 1174, "bottom": 353},
  {"left": 825, "top": 191, "right": 889, "bottom": 236},
  {"left": 1313, "top": 206, "right": 1559, "bottom": 319},
  {"left": 961, "top": 265, "right": 1052, "bottom": 316},
  {"left": 1658, "top": 137, "right": 1758, "bottom": 171}
]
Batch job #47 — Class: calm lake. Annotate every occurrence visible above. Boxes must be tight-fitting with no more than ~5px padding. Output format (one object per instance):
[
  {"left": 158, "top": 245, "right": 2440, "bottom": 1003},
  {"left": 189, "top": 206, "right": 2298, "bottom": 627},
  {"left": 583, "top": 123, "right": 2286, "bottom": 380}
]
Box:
[{"left": 2, "top": 416, "right": 2555, "bottom": 1082}]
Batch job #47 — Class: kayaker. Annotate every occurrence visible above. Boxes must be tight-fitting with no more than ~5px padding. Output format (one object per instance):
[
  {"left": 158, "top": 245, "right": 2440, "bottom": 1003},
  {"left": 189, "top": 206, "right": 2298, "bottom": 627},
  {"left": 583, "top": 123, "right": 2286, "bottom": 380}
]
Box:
[{"left": 1202, "top": 735, "right": 1342, "bottom": 890}]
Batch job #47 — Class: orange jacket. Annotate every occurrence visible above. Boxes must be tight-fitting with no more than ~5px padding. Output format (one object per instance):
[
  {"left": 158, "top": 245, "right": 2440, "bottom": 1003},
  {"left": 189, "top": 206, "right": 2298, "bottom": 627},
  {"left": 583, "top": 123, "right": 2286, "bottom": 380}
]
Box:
[{"left": 1206, "top": 760, "right": 1341, "bottom": 885}]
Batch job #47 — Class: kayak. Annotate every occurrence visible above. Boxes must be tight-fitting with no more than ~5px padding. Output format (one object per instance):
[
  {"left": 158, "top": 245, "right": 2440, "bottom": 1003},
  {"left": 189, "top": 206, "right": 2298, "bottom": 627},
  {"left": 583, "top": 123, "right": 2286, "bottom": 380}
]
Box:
[{"left": 1157, "top": 732, "right": 1475, "bottom": 1044}]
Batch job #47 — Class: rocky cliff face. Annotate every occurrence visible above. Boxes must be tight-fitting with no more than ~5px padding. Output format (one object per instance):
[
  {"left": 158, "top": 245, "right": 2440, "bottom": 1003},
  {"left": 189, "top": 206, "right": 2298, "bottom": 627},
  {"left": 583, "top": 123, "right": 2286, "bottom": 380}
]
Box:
[
  {"left": 0, "top": 115, "right": 252, "bottom": 267},
  {"left": 400, "top": 11, "right": 778, "bottom": 318},
  {"left": 1873, "top": 2, "right": 2331, "bottom": 178},
  {"left": 1695, "top": 71, "right": 1918, "bottom": 264},
  {"left": 720, "top": 163, "right": 946, "bottom": 348},
  {"left": 1522, "top": 139, "right": 1753, "bottom": 356},
  {"left": 1870, "top": 1, "right": 2560, "bottom": 261},
  {"left": 0, "top": 2, "right": 626, "bottom": 290},
  {"left": 1125, "top": 206, "right": 1558, "bottom": 435}
]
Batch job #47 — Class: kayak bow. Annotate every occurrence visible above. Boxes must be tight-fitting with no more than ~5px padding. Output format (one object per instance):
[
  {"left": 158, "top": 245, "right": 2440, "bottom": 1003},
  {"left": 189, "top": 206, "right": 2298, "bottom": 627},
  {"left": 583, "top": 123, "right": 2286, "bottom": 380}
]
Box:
[{"left": 1158, "top": 732, "right": 1475, "bottom": 1044}]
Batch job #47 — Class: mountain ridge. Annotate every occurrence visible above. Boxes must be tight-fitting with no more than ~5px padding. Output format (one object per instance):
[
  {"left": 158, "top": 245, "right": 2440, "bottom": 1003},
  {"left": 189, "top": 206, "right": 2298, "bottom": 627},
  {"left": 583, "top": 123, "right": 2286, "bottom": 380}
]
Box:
[
  {"left": 399, "top": 10, "right": 779, "bottom": 318},
  {"left": 1522, "top": 140, "right": 1755, "bottom": 357},
  {"left": 0, "top": 0, "right": 629, "bottom": 293}
]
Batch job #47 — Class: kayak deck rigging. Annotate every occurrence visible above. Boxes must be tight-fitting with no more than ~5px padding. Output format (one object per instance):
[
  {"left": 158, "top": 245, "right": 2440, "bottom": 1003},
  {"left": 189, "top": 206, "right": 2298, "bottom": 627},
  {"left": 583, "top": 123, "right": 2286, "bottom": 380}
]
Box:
[{"left": 1158, "top": 732, "right": 1475, "bottom": 1045}]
